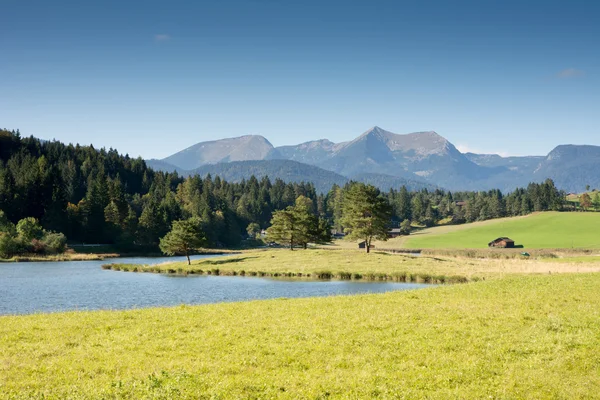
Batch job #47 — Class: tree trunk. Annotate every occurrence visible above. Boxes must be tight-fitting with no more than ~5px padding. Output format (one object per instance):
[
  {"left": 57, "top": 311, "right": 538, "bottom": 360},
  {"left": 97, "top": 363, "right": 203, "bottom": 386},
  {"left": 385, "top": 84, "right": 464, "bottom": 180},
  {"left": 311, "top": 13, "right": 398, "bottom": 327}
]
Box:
[
  {"left": 303, "top": 243, "right": 307, "bottom": 250},
  {"left": 366, "top": 238, "right": 370, "bottom": 253},
  {"left": 186, "top": 250, "right": 191, "bottom": 265}
]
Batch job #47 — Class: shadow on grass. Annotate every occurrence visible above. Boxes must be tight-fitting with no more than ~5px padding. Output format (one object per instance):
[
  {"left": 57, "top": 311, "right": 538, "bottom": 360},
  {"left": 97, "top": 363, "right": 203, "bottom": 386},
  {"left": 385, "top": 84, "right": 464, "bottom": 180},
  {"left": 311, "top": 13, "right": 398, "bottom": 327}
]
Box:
[{"left": 199, "top": 256, "right": 259, "bottom": 266}]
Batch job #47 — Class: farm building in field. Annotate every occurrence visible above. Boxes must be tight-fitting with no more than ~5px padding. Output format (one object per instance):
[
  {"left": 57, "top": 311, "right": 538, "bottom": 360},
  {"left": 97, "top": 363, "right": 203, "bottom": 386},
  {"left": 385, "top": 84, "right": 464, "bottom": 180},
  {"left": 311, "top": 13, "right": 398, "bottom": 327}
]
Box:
[
  {"left": 488, "top": 237, "right": 515, "bottom": 248},
  {"left": 358, "top": 241, "right": 375, "bottom": 249},
  {"left": 388, "top": 228, "right": 402, "bottom": 238}
]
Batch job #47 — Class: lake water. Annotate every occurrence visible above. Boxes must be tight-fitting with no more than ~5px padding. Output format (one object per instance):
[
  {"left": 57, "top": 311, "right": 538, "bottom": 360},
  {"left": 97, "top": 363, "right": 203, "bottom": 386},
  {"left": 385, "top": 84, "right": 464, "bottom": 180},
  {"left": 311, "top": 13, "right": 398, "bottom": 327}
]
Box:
[{"left": 0, "top": 254, "right": 429, "bottom": 315}]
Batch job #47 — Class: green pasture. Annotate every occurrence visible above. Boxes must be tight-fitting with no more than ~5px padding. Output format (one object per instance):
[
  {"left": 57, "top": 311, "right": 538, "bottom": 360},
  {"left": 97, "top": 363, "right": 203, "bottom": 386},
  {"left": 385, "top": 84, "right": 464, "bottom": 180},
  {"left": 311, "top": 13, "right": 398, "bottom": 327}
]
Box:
[
  {"left": 403, "top": 212, "right": 600, "bottom": 249},
  {"left": 2, "top": 273, "right": 600, "bottom": 399}
]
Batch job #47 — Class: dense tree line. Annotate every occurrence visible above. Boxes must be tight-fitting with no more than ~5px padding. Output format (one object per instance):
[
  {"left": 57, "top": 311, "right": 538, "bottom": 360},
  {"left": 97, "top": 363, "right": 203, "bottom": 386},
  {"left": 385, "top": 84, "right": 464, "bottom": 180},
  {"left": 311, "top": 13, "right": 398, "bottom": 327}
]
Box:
[
  {"left": 0, "top": 130, "right": 320, "bottom": 253},
  {"left": 0, "top": 129, "right": 568, "bottom": 256}
]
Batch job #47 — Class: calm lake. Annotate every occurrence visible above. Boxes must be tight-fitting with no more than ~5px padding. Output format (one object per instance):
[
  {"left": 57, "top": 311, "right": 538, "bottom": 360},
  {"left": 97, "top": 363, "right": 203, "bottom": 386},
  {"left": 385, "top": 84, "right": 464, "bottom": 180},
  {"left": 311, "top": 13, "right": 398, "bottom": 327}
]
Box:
[{"left": 0, "top": 254, "right": 429, "bottom": 315}]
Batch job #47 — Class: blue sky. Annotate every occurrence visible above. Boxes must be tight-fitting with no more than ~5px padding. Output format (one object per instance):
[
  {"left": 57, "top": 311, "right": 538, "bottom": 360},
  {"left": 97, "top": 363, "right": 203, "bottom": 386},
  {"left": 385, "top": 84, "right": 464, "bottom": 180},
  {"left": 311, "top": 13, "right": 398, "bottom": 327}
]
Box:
[{"left": 1, "top": 0, "right": 598, "bottom": 158}]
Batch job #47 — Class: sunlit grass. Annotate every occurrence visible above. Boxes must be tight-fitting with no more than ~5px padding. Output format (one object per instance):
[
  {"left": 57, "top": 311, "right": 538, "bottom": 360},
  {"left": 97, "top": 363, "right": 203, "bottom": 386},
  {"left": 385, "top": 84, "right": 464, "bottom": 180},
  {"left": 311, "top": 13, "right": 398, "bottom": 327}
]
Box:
[
  {"left": 402, "top": 212, "right": 600, "bottom": 249},
  {"left": 104, "top": 248, "right": 600, "bottom": 280},
  {"left": 2, "top": 273, "right": 600, "bottom": 398}
]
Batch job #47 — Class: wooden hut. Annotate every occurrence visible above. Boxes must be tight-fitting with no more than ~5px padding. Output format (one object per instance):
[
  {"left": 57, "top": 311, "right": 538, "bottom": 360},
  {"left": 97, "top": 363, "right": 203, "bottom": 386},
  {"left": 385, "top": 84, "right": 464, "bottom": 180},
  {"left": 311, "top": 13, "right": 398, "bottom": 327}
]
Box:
[
  {"left": 388, "top": 228, "right": 402, "bottom": 238},
  {"left": 488, "top": 237, "right": 515, "bottom": 248},
  {"left": 358, "top": 241, "right": 375, "bottom": 249}
]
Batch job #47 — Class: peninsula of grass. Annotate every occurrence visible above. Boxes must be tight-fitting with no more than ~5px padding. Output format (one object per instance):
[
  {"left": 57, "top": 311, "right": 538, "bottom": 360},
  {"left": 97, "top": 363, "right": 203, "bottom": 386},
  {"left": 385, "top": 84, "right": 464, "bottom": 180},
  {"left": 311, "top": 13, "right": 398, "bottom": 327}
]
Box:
[
  {"left": 2, "top": 273, "right": 600, "bottom": 398},
  {"left": 102, "top": 247, "right": 600, "bottom": 283},
  {"left": 402, "top": 211, "right": 600, "bottom": 249}
]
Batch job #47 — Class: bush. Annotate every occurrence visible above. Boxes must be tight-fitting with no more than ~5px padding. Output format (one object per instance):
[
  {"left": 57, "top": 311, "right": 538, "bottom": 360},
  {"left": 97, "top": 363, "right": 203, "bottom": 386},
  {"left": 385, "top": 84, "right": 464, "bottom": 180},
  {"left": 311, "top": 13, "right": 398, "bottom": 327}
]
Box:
[
  {"left": 42, "top": 232, "right": 67, "bottom": 254},
  {"left": 0, "top": 233, "right": 19, "bottom": 258},
  {"left": 16, "top": 217, "right": 44, "bottom": 242},
  {"left": 30, "top": 239, "right": 45, "bottom": 253}
]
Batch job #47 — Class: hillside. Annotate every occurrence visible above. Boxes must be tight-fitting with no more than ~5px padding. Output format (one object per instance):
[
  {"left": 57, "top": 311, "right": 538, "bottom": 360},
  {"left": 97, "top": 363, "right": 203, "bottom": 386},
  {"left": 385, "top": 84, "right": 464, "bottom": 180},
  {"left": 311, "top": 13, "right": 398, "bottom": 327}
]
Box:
[
  {"left": 145, "top": 159, "right": 187, "bottom": 174},
  {"left": 189, "top": 160, "right": 437, "bottom": 193},
  {"left": 532, "top": 145, "right": 600, "bottom": 192},
  {"left": 191, "top": 160, "right": 348, "bottom": 193},
  {"left": 402, "top": 212, "right": 600, "bottom": 249},
  {"left": 350, "top": 172, "right": 438, "bottom": 192}
]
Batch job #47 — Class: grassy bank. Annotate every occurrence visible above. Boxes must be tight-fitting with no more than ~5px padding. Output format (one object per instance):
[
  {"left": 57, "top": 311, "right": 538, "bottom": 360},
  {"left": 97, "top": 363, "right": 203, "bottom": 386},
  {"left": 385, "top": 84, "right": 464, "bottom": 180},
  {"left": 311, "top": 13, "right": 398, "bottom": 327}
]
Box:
[
  {"left": 2, "top": 273, "right": 600, "bottom": 398},
  {"left": 0, "top": 253, "right": 119, "bottom": 262},
  {"left": 102, "top": 248, "right": 600, "bottom": 281},
  {"left": 402, "top": 212, "right": 600, "bottom": 249},
  {"left": 0, "top": 248, "right": 239, "bottom": 263}
]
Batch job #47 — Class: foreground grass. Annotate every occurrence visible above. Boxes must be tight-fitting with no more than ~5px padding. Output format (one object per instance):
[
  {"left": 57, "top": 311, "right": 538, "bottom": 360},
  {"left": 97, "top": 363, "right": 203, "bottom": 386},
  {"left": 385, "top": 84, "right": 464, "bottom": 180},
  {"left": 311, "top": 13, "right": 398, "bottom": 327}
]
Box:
[
  {"left": 103, "top": 248, "right": 600, "bottom": 281},
  {"left": 2, "top": 273, "right": 600, "bottom": 398},
  {"left": 402, "top": 211, "right": 600, "bottom": 249}
]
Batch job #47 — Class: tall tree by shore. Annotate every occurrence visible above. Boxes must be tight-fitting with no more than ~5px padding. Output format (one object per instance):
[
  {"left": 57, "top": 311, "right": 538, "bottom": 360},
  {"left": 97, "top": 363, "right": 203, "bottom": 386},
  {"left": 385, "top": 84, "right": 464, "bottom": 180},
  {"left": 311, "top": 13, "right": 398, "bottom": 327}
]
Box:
[{"left": 341, "top": 183, "right": 392, "bottom": 253}]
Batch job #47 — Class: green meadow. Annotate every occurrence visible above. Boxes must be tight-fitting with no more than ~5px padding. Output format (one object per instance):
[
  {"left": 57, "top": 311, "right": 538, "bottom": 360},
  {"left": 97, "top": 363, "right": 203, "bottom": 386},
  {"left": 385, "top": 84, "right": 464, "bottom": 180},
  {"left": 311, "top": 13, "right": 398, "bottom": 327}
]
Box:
[
  {"left": 104, "top": 247, "right": 600, "bottom": 280},
  {"left": 5, "top": 211, "right": 600, "bottom": 398},
  {"left": 402, "top": 212, "right": 600, "bottom": 249},
  {"left": 2, "top": 273, "right": 600, "bottom": 399}
]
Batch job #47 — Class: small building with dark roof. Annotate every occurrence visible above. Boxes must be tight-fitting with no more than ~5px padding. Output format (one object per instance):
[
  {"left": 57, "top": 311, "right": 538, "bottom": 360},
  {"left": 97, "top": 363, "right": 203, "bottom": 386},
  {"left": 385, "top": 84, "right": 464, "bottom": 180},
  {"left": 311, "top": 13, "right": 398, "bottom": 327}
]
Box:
[
  {"left": 358, "top": 241, "right": 375, "bottom": 249},
  {"left": 388, "top": 228, "right": 403, "bottom": 238},
  {"left": 488, "top": 237, "right": 515, "bottom": 248}
]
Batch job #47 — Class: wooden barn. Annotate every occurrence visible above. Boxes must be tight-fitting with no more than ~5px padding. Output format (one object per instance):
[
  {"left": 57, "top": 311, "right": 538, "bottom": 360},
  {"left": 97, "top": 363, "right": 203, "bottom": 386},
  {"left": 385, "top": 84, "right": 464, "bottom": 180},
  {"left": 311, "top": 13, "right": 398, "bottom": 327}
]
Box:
[
  {"left": 388, "top": 228, "right": 402, "bottom": 238},
  {"left": 488, "top": 237, "right": 515, "bottom": 248},
  {"left": 358, "top": 241, "right": 375, "bottom": 249}
]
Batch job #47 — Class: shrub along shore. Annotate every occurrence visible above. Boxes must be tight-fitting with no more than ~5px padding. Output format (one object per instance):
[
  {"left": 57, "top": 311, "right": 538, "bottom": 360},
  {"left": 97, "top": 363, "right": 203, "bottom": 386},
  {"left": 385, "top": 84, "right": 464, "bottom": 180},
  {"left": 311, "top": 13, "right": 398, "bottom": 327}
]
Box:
[{"left": 0, "top": 252, "right": 119, "bottom": 262}]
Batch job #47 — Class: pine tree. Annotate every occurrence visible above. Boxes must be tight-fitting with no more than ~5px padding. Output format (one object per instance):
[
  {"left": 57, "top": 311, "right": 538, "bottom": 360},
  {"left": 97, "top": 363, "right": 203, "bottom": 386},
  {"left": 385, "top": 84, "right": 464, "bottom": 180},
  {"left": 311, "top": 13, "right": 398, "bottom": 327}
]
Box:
[
  {"left": 341, "top": 183, "right": 391, "bottom": 253},
  {"left": 159, "top": 217, "right": 207, "bottom": 265},
  {"left": 266, "top": 208, "right": 299, "bottom": 250}
]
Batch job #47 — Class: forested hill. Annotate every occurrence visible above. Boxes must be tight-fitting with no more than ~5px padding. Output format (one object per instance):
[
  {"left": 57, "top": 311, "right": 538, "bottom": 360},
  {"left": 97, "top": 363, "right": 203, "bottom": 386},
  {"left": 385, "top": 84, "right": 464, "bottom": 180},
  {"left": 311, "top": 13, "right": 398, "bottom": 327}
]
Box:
[
  {"left": 0, "top": 129, "right": 321, "bottom": 248},
  {"left": 0, "top": 129, "right": 154, "bottom": 236}
]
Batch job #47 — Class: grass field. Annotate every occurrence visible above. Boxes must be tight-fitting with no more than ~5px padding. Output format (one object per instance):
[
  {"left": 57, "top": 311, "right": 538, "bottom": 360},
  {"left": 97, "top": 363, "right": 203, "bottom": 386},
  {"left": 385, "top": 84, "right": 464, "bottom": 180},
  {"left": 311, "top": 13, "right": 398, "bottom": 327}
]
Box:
[
  {"left": 2, "top": 273, "right": 600, "bottom": 399},
  {"left": 103, "top": 248, "right": 600, "bottom": 281},
  {"left": 401, "top": 212, "right": 600, "bottom": 249}
]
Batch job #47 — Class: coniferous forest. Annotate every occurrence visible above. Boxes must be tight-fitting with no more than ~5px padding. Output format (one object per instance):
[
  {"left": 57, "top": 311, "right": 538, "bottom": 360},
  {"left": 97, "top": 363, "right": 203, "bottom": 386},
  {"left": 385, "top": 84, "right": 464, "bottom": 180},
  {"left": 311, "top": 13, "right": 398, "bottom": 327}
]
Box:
[{"left": 0, "top": 129, "right": 567, "bottom": 256}]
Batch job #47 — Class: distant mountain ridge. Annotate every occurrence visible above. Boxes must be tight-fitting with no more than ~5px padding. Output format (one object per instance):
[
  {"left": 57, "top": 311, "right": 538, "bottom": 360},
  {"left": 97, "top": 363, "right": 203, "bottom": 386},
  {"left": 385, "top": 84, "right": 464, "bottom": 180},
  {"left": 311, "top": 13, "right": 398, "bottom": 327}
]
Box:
[
  {"left": 150, "top": 127, "right": 600, "bottom": 193},
  {"left": 162, "top": 135, "right": 276, "bottom": 170}
]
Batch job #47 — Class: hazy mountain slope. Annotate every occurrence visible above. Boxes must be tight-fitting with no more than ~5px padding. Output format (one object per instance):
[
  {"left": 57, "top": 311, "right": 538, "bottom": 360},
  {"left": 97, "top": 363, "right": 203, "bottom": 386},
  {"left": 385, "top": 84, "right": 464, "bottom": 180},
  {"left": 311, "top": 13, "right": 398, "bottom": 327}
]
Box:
[
  {"left": 162, "top": 135, "right": 276, "bottom": 170},
  {"left": 145, "top": 159, "right": 186, "bottom": 174},
  {"left": 148, "top": 159, "right": 438, "bottom": 193},
  {"left": 465, "top": 153, "right": 544, "bottom": 171},
  {"left": 532, "top": 145, "right": 600, "bottom": 192},
  {"left": 350, "top": 172, "right": 438, "bottom": 192},
  {"left": 190, "top": 160, "right": 348, "bottom": 193},
  {"left": 272, "top": 139, "right": 346, "bottom": 164}
]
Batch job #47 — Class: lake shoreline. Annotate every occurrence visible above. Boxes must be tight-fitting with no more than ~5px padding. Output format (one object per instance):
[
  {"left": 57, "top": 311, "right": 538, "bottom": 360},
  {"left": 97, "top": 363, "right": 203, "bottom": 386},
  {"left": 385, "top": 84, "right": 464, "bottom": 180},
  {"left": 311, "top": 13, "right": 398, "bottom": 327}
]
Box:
[
  {"left": 102, "top": 262, "right": 467, "bottom": 284},
  {"left": 0, "top": 249, "right": 238, "bottom": 263}
]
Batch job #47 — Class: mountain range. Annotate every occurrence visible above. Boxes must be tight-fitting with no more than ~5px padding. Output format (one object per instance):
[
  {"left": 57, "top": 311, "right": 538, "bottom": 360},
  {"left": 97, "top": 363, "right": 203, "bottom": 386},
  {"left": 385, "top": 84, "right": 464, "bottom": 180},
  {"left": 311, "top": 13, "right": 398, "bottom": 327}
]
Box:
[{"left": 147, "top": 127, "right": 600, "bottom": 193}]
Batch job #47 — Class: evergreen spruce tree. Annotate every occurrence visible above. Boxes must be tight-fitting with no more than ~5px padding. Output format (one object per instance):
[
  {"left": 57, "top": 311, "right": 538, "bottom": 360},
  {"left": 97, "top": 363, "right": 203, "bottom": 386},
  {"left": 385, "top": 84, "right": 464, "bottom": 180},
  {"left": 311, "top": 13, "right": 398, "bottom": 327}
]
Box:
[
  {"left": 159, "top": 217, "right": 207, "bottom": 265},
  {"left": 341, "top": 183, "right": 391, "bottom": 253}
]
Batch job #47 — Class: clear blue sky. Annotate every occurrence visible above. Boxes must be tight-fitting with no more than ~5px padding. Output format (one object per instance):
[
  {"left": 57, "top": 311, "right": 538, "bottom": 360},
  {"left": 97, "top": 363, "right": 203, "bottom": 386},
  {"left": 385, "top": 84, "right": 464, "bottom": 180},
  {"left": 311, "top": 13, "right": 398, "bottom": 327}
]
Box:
[{"left": 1, "top": 0, "right": 598, "bottom": 158}]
